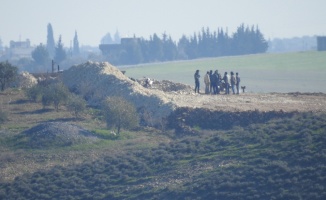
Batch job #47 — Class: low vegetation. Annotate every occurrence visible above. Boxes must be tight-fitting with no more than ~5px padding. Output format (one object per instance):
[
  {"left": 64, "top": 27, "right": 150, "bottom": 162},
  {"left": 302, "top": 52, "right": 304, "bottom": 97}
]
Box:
[
  {"left": 102, "top": 96, "right": 139, "bottom": 134},
  {"left": 0, "top": 61, "right": 18, "bottom": 91},
  {"left": 0, "top": 112, "right": 325, "bottom": 199}
]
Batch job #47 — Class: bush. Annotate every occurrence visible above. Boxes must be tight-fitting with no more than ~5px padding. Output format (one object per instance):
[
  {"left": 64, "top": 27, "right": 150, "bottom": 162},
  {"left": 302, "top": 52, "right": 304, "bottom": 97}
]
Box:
[
  {"left": 102, "top": 96, "right": 139, "bottom": 134},
  {"left": 42, "top": 82, "right": 69, "bottom": 111},
  {"left": 0, "top": 61, "right": 18, "bottom": 91},
  {"left": 25, "top": 84, "right": 44, "bottom": 102},
  {"left": 25, "top": 82, "right": 70, "bottom": 112},
  {"left": 66, "top": 94, "right": 87, "bottom": 119}
]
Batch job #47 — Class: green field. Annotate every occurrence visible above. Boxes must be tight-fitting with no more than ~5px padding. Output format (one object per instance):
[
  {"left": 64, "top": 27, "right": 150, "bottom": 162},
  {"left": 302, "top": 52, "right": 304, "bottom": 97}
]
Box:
[{"left": 123, "top": 51, "right": 326, "bottom": 93}]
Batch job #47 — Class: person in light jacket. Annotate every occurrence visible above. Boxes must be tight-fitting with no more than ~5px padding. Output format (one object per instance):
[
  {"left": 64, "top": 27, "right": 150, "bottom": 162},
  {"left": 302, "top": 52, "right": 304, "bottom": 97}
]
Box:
[
  {"left": 236, "top": 72, "right": 241, "bottom": 94},
  {"left": 230, "top": 71, "right": 236, "bottom": 94},
  {"left": 223, "top": 72, "right": 229, "bottom": 94},
  {"left": 204, "top": 71, "right": 210, "bottom": 94}
]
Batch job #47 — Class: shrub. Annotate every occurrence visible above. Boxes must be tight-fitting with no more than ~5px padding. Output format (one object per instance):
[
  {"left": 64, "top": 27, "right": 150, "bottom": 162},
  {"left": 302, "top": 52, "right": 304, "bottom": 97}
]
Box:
[
  {"left": 66, "top": 94, "right": 87, "bottom": 119},
  {"left": 102, "top": 96, "right": 139, "bottom": 134},
  {"left": 25, "top": 84, "right": 44, "bottom": 102},
  {"left": 0, "top": 61, "right": 18, "bottom": 91},
  {"left": 42, "top": 82, "right": 69, "bottom": 111}
]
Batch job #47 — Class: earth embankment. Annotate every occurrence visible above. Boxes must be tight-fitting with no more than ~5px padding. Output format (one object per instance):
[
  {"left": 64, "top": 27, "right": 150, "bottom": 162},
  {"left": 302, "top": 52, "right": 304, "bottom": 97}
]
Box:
[{"left": 59, "top": 61, "right": 326, "bottom": 129}]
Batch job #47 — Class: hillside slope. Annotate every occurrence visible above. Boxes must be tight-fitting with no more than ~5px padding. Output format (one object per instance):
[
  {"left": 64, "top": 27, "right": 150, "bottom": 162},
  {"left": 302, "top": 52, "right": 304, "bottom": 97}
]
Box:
[{"left": 1, "top": 112, "right": 325, "bottom": 199}]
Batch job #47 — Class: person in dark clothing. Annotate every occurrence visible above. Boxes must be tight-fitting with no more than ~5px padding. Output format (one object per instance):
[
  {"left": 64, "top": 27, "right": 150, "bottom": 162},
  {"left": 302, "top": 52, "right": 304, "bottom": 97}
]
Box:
[
  {"left": 212, "top": 70, "right": 220, "bottom": 94},
  {"left": 194, "top": 70, "right": 200, "bottom": 93},
  {"left": 223, "top": 72, "right": 229, "bottom": 94}
]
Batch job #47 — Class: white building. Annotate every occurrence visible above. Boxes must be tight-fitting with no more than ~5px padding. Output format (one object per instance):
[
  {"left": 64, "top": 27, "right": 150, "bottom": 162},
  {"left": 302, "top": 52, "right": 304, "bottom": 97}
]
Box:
[{"left": 6, "top": 39, "right": 34, "bottom": 60}]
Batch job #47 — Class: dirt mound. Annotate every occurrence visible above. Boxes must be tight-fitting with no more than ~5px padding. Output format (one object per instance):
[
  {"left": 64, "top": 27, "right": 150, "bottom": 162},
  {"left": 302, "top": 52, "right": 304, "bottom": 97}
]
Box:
[
  {"left": 17, "top": 122, "right": 98, "bottom": 149},
  {"left": 61, "top": 61, "right": 176, "bottom": 126},
  {"left": 136, "top": 78, "right": 193, "bottom": 94},
  {"left": 10, "top": 71, "right": 38, "bottom": 89}
]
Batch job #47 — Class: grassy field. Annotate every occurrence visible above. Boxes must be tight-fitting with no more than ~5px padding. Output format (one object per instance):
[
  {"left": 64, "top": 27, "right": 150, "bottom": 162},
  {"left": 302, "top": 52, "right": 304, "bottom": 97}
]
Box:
[{"left": 123, "top": 51, "right": 326, "bottom": 93}]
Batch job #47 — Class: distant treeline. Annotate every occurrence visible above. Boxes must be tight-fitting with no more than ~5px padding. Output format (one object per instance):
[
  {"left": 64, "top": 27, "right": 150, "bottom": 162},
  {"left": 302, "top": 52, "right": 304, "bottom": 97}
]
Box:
[{"left": 103, "top": 24, "right": 269, "bottom": 65}]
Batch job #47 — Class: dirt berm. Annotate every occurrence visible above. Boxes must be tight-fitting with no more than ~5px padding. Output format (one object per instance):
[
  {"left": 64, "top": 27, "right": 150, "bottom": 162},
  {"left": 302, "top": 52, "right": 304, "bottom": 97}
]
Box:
[
  {"left": 61, "top": 61, "right": 326, "bottom": 128},
  {"left": 61, "top": 61, "right": 176, "bottom": 126}
]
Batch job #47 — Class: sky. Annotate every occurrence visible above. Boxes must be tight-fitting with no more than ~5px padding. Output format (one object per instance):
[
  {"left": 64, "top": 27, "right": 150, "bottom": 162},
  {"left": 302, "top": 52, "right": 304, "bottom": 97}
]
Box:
[{"left": 1, "top": 0, "right": 326, "bottom": 47}]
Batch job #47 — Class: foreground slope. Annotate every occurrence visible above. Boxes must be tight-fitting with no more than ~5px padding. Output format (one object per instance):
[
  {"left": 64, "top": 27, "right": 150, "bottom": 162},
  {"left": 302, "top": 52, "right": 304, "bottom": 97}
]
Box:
[{"left": 1, "top": 113, "right": 325, "bottom": 199}]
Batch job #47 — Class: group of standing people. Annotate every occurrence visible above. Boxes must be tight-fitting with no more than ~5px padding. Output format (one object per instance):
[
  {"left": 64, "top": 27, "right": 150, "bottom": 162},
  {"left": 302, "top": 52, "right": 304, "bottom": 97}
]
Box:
[{"left": 194, "top": 69, "right": 241, "bottom": 95}]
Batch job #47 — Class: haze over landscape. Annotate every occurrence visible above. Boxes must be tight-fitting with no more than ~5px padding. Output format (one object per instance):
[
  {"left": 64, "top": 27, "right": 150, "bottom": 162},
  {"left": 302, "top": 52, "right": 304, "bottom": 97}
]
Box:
[
  {"left": 2, "top": 1, "right": 326, "bottom": 199},
  {"left": 1, "top": 0, "right": 326, "bottom": 47}
]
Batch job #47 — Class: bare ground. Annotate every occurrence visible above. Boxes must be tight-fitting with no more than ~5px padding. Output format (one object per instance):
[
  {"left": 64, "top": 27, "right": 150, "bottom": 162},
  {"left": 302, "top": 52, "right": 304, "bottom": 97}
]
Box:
[{"left": 165, "top": 92, "right": 326, "bottom": 113}]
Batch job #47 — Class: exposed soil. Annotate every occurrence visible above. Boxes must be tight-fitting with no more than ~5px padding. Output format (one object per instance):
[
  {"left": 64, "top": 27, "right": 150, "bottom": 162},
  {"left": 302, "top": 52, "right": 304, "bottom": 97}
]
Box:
[{"left": 164, "top": 91, "right": 326, "bottom": 113}]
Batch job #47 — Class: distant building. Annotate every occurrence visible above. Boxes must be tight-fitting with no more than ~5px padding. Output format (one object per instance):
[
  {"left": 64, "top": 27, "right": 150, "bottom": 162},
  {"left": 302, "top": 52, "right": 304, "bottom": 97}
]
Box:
[
  {"left": 6, "top": 39, "right": 34, "bottom": 60},
  {"left": 317, "top": 36, "right": 326, "bottom": 51},
  {"left": 99, "top": 37, "right": 140, "bottom": 56}
]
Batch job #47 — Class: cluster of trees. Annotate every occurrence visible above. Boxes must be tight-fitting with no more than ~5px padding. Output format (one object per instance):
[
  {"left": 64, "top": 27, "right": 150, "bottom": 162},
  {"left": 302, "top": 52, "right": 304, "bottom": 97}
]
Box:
[
  {"left": 0, "top": 59, "right": 139, "bottom": 134},
  {"left": 29, "top": 24, "right": 80, "bottom": 72},
  {"left": 0, "top": 112, "right": 325, "bottom": 199},
  {"left": 5, "top": 23, "right": 268, "bottom": 71},
  {"left": 25, "top": 81, "right": 139, "bottom": 134},
  {"left": 106, "top": 24, "right": 268, "bottom": 65}
]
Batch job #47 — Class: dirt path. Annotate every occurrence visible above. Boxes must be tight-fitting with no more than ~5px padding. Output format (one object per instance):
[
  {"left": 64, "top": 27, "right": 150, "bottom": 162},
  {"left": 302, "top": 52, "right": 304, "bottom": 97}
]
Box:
[{"left": 165, "top": 92, "right": 326, "bottom": 113}]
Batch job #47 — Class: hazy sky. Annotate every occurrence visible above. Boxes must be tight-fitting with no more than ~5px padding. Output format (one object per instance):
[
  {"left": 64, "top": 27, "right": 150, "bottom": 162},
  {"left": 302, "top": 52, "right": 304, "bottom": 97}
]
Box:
[{"left": 1, "top": 0, "right": 325, "bottom": 47}]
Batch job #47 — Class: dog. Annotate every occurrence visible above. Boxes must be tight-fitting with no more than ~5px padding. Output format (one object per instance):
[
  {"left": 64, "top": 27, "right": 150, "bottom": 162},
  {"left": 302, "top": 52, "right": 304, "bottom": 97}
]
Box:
[{"left": 241, "top": 86, "right": 246, "bottom": 93}]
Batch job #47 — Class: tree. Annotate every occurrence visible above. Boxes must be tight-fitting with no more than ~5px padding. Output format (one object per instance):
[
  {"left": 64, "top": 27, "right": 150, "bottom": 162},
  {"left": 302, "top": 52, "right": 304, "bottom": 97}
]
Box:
[
  {"left": 231, "top": 24, "right": 268, "bottom": 55},
  {"left": 162, "top": 33, "right": 178, "bottom": 61},
  {"left": 54, "top": 35, "right": 67, "bottom": 64},
  {"left": 32, "top": 44, "right": 50, "bottom": 66},
  {"left": 42, "top": 82, "right": 69, "bottom": 111},
  {"left": 0, "top": 61, "right": 18, "bottom": 91},
  {"left": 47, "top": 23, "right": 55, "bottom": 58},
  {"left": 149, "top": 33, "right": 163, "bottom": 61},
  {"left": 102, "top": 96, "right": 139, "bottom": 134},
  {"left": 73, "top": 31, "right": 80, "bottom": 55},
  {"left": 25, "top": 84, "right": 44, "bottom": 102},
  {"left": 177, "top": 35, "right": 190, "bottom": 59},
  {"left": 66, "top": 93, "right": 86, "bottom": 119}
]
